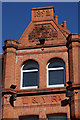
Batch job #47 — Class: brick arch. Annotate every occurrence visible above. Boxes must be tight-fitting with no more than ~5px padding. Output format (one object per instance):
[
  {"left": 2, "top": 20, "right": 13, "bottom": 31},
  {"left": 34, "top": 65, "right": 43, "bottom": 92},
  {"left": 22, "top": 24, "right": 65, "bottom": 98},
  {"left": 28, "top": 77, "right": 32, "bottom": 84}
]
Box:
[
  {"left": 21, "top": 59, "right": 39, "bottom": 68},
  {"left": 46, "top": 56, "right": 66, "bottom": 66},
  {"left": 47, "top": 57, "right": 65, "bottom": 65},
  {"left": 17, "top": 55, "right": 42, "bottom": 72}
]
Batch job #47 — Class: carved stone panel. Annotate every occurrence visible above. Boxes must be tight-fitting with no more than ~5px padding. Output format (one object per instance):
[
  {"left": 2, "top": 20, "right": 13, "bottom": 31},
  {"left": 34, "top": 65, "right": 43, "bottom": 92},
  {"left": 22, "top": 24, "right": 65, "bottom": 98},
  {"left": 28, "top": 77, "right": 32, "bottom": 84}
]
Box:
[
  {"left": 22, "top": 94, "right": 64, "bottom": 106},
  {"left": 28, "top": 24, "right": 58, "bottom": 42},
  {"left": 33, "top": 9, "right": 51, "bottom": 18},
  {"left": 32, "top": 7, "right": 54, "bottom": 21}
]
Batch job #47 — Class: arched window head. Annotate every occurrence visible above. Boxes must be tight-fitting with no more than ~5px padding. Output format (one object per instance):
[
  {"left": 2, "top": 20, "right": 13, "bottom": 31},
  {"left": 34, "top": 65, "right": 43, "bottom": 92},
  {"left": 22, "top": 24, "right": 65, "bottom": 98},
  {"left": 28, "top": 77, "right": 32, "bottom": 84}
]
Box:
[
  {"left": 47, "top": 58, "right": 65, "bottom": 88},
  {"left": 21, "top": 60, "right": 39, "bottom": 89}
]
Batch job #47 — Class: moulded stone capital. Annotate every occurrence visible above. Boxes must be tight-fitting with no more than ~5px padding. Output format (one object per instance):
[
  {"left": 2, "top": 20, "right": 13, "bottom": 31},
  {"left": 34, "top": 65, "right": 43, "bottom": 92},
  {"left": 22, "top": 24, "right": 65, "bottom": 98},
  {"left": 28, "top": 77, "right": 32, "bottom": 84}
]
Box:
[
  {"left": 67, "top": 33, "right": 80, "bottom": 48},
  {"left": 68, "top": 42, "right": 80, "bottom": 49},
  {"left": 67, "top": 33, "right": 79, "bottom": 42},
  {"left": 4, "top": 39, "right": 17, "bottom": 46},
  {"left": 4, "top": 47, "right": 17, "bottom": 54},
  {"left": 3, "top": 39, "right": 18, "bottom": 51}
]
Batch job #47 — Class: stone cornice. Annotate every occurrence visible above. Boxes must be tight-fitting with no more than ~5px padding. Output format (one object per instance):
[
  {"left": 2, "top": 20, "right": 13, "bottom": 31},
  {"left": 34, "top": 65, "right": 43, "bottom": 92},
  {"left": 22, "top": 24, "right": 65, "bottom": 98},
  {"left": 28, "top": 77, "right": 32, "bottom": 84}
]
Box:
[
  {"left": 2, "top": 84, "right": 80, "bottom": 96},
  {"left": 67, "top": 33, "right": 80, "bottom": 46},
  {"left": 17, "top": 41, "right": 67, "bottom": 50},
  {"left": 3, "top": 44, "right": 18, "bottom": 51}
]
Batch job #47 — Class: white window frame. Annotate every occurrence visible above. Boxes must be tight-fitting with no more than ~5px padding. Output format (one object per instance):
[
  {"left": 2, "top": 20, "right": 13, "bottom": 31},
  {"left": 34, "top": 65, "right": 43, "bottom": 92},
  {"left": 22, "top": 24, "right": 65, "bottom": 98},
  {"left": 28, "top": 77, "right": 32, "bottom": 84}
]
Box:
[
  {"left": 20, "top": 64, "right": 38, "bottom": 89},
  {"left": 47, "top": 63, "right": 65, "bottom": 88}
]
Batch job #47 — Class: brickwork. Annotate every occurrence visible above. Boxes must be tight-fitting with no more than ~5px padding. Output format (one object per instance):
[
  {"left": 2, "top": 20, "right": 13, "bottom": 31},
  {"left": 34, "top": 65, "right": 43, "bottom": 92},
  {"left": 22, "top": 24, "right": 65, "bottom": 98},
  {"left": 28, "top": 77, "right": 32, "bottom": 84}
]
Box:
[
  {"left": 79, "top": 47, "right": 80, "bottom": 84},
  {"left": 2, "top": 6, "right": 80, "bottom": 120},
  {"left": 68, "top": 34, "right": 80, "bottom": 119}
]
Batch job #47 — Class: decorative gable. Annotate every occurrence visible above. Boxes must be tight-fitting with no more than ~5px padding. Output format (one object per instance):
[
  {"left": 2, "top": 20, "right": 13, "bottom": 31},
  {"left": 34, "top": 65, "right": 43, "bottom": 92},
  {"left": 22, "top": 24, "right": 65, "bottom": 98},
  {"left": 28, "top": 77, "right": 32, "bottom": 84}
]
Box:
[
  {"left": 28, "top": 23, "right": 57, "bottom": 43},
  {"left": 19, "top": 6, "right": 70, "bottom": 46}
]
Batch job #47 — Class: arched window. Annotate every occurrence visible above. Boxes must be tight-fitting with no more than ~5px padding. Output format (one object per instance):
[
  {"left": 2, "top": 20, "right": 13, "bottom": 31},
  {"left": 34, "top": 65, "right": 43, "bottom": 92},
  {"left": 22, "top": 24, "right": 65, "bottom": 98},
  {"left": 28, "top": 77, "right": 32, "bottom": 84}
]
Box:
[
  {"left": 21, "top": 60, "right": 39, "bottom": 89},
  {"left": 47, "top": 58, "right": 65, "bottom": 88}
]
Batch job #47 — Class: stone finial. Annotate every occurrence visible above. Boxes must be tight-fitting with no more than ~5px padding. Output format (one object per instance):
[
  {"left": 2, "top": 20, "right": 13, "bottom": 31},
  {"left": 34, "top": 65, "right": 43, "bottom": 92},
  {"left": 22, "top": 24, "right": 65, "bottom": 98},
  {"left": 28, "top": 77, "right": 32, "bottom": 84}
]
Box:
[
  {"left": 54, "top": 16, "right": 58, "bottom": 24},
  {"left": 63, "top": 21, "right": 67, "bottom": 28}
]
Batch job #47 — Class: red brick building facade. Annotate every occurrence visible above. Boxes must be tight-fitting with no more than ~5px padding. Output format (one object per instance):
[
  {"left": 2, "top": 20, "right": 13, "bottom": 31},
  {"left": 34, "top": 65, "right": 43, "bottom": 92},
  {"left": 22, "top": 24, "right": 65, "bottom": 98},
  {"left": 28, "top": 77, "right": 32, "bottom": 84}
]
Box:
[{"left": 2, "top": 6, "right": 80, "bottom": 120}]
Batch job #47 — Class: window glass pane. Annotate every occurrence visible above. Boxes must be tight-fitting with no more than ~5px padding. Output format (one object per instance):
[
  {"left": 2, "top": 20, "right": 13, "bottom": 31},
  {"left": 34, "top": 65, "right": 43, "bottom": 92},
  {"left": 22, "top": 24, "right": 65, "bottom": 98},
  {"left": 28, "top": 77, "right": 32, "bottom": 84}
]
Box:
[
  {"left": 22, "top": 71, "right": 39, "bottom": 87},
  {"left": 48, "top": 59, "right": 65, "bottom": 68},
  {"left": 19, "top": 116, "right": 39, "bottom": 120},
  {"left": 49, "top": 70, "right": 64, "bottom": 85},
  {"left": 47, "top": 114, "right": 67, "bottom": 120},
  {"left": 23, "top": 61, "right": 39, "bottom": 70}
]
